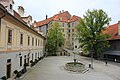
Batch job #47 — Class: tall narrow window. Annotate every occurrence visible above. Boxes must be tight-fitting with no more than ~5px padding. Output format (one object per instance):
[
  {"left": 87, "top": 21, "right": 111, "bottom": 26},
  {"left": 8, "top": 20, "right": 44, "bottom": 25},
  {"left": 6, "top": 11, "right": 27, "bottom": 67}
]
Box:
[
  {"left": 72, "top": 23, "right": 74, "bottom": 27},
  {"left": 32, "top": 54, "right": 33, "bottom": 61},
  {"left": 36, "top": 39, "right": 37, "bottom": 46},
  {"left": 20, "top": 56, "right": 22, "bottom": 66},
  {"left": 32, "top": 38, "right": 34, "bottom": 46},
  {"left": 62, "top": 23, "right": 64, "bottom": 27},
  {"left": 28, "top": 36, "right": 30, "bottom": 46},
  {"left": 24, "top": 55, "right": 26, "bottom": 64},
  {"left": 41, "top": 40, "right": 42, "bottom": 46},
  {"left": 38, "top": 52, "right": 39, "bottom": 58},
  {"left": 68, "top": 29, "right": 70, "bottom": 33},
  {"left": 63, "top": 29, "right": 64, "bottom": 32},
  {"left": 38, "top": 40, "right": 39, "bottom": 46},
  {"left": 72, "top": 29, "right": 74, "bottom": 32},
  {"left": 35, "top": 53, "right": 37, "bottom": 59},
  {"left": 68, "top": 34, "right": 70, "bottom": 37},
  {"left": 8, "top": 29, "right": 12, "bottom": 43},
  {"left": 20, "top": 33, "right": 23, "bottom": 45}
]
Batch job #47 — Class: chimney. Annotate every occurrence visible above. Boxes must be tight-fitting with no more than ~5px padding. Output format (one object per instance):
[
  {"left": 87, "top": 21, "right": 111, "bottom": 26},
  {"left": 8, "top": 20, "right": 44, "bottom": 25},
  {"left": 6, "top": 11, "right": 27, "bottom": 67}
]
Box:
[
  {"left": 18, "top": 6, "right": 24, "bottom": 17},
  {"left": 46, "top": 15, "right": 48, "bottom": 19},
  {"left": 33, "top": 20, "right": 37, "bottom": 27},
  {"left": 59, "top": 11, "right": 61, "bottom": 13},
  {"left": 62, "top": 10, "right": 64, "bottom": 13},
  {"left": 118, "top": 20, "right": 120, "bottom": 35}
]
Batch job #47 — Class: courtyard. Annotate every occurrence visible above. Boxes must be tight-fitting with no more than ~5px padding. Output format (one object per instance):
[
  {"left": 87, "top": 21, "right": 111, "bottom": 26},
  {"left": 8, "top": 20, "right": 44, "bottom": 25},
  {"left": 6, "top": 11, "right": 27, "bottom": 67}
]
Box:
[{"left": 21, "top": 51, "right": 120, "bottom": 80}]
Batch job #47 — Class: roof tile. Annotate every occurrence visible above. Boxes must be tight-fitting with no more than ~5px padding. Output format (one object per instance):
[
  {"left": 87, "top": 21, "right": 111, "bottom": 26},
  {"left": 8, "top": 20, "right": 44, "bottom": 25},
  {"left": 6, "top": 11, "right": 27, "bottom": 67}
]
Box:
[
  {"left": 33, "top": 11, "right": 81, "bottom": 27},
  {"left": 103, "top": 22, "right": 120, "bottom": 40}
]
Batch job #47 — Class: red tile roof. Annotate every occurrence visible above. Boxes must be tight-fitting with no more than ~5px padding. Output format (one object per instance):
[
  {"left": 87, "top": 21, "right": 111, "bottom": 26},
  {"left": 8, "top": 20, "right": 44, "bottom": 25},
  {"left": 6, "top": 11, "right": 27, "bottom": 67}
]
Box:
[
  {"left": 103, "top": 22, "right": 120, "bottom": 40},
  {"left": 69, "top": 15, "right": 81, "bottom": 22},
  {"left": 33, "top": 11, "right": 81, "bottom": 28}
]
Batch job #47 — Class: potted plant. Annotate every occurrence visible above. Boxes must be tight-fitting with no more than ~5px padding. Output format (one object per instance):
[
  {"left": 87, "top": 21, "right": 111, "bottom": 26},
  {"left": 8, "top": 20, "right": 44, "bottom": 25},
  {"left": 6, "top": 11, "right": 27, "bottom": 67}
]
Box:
[{"left": 1, "top": 76, "right": 7, "bottom": 80}]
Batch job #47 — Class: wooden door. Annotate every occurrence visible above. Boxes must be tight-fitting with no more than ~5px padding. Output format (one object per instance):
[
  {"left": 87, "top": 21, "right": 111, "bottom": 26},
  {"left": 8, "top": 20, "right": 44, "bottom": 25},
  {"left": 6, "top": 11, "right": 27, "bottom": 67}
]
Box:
[{"left": 7, "top": 59, "right": 11, "bottom": 79}]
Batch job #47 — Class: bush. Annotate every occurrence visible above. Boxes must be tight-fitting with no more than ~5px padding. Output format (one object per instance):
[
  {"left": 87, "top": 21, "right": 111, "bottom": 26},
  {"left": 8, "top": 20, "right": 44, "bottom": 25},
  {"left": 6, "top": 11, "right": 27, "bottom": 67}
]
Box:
[
  {"left": 1, "top": 76, "right": 7, "bottom": 80},
  {"left": 24, "top": 63, "right": 29, "bottom": 66},
  {"left": 30, "top": 60, "right": 33, "bottom": 63},
  {"left": 81, "top": 53, "right": 90, "bottom": 57},
  {"left": 13, "top": 70, "right": 18, "bottom": 74}
]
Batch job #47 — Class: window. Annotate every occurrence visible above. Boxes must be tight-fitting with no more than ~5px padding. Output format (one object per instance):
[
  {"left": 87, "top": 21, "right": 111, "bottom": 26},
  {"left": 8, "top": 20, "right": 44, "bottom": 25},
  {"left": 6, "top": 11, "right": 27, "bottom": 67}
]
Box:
[
  {"left": 72, "top": 38, "right": 74, "bottom": 40},
  {"left": 72, "top": 34, "right": 74, "bottom": 36},
  {"left": 38, "top": 52, "right": 39, "bottom": 58},
  {"left": 68, "top": 23, "right": 70, "bottom": 27},
  {"left": 38, "top": 40, "right": 39, "bottom": 46},
  {"left": 20, "top": 33, "right": 23, "bottom": 45},
  {"left": 24, "top": 55, "right": 26, "bottom": 64},
  {"left": 68, "top": 29, "right": 70, "bottom": 33},
  {"left": 72, "top": 29, "right": 74, "bottom": 32},
  {"left": 20, "top": 56, "right": 22, "bottom": 66},
  {"left": 68, "top": 34, "right": 70, "bottom": 37},
  {"left": 72, "top": 23, "right": 74, "bottom": 27},
  {"left": 35, "top": 53, "right": 37, "bottom": 59},
  {"left": 36, "top": 39, "right": 37, "bottom": 46},
  {"left": 27, "top": 53, "right": 30, "bottom": 64},
  {"left": 8, "top": 29, "right": 12, "bottom": 43},
  {"left": 41, "top": 40, "right": 42, "bottom": 46},
  {"left": 62, "top": 23, "right": 64, "bottom": 27},
  {"left": 10, "top": 4, "right": 12, "bottom": 10},
  {"left": 32, "top": 54, "right": 33, "bottom": 61},
  {"left": 32, "top": 38, "right": 34, "bottom": 46},
  {"left": 63, "top": 29, "right": 64, "bottom": 32},
  {"left": 28, "top": 36, "right": 30, "bottom": 46}
]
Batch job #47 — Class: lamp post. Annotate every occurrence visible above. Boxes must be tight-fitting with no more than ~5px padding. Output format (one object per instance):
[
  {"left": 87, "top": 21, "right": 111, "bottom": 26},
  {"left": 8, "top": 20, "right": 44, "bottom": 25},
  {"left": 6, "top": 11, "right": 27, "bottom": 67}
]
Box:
[{"left": 91, "top": 47, "right": 94, "bottom": 69}]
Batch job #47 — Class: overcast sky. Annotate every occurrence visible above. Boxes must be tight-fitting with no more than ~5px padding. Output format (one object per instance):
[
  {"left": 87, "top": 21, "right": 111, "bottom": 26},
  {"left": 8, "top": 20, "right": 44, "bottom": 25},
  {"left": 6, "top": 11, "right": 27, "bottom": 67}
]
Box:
[{"left": 13, "top": 0, "right": 120, "bottom": 24}]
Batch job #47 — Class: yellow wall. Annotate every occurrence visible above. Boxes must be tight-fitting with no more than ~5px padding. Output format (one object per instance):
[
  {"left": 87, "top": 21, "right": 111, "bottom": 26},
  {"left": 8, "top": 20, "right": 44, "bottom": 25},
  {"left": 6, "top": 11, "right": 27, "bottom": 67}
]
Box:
[{"left": 0, "top": 18, "right": 44, "bottom": 52}]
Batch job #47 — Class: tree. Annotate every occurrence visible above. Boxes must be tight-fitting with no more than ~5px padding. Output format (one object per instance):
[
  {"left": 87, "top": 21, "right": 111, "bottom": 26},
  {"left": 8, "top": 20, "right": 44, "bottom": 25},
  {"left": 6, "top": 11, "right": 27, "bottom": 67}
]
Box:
[
  {"left": 76, "top": 9, "right": 111, "bottom": 59},
  {"left": 45, "top": 22, "right": 64, "bottom": 56}
]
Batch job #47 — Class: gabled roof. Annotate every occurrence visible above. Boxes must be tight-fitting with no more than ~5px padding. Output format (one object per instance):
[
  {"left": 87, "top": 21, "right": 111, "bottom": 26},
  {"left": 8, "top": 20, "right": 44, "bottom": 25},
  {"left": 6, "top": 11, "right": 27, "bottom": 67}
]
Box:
[
  {"left": 33, "top": 11, "right": 81, "bottom": 28},
  {"left": 34, "top": 17, "right": 53, "bottom": 27},
  {"left": 103, "top": 21, "right": 120, "bottom": 40}
]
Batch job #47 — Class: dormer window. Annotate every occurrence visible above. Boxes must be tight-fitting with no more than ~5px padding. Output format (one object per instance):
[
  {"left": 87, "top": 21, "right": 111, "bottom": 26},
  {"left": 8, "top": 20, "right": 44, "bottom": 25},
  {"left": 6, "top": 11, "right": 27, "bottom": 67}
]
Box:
[{"left": 10, "top": 4, "right": 12, "bottom": 10}]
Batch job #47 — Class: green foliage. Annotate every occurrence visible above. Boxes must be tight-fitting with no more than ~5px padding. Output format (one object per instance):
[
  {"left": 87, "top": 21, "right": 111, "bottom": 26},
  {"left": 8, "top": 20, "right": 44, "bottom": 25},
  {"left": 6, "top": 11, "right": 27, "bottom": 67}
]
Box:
[
  {"left": 45, "top": 22, "right": 64, "bottom": 55},
  {"left": 76, "top": 9, "right": 111, "bottom": 59}
]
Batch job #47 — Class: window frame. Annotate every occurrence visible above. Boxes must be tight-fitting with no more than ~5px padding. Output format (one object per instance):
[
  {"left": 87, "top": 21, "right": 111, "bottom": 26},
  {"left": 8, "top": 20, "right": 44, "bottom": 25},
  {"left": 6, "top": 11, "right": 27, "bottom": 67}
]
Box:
[
  {"left": 20, "top": 33, "right": 23, "bottom": 45},
  {"left": 28, "top": 36, "right": 30, "bottom": 46},
  {"left": 8, "top": 29, "right": 12, "bottom": 44}
]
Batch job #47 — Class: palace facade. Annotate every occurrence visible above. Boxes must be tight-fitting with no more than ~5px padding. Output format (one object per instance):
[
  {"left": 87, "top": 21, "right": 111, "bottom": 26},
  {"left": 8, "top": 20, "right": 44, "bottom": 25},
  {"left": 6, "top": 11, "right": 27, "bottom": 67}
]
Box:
[{"left": 0, "top": 0, "right": 45, "bottom": 79}]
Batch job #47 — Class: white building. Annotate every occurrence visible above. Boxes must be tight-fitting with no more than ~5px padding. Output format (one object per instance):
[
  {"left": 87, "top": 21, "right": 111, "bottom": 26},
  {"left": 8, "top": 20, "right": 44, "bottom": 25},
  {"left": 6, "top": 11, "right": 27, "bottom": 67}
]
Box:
[{"left": 0, "top": 0, "right": 45, "bottom": 79}]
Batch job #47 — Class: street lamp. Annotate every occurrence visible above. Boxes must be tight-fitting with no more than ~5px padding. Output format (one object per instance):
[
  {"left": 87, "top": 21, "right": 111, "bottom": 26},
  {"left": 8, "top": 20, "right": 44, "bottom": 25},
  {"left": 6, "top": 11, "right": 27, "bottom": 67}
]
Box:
[{"left": 91, "top": 48, "right": 94, "bottom": 69}]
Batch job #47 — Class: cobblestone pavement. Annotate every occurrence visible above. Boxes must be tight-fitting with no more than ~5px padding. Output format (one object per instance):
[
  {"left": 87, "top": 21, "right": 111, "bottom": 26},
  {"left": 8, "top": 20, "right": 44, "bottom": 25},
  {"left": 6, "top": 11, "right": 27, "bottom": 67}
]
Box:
[{"left": 21, "top": 52, "right": 120, "bottom": 80}]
